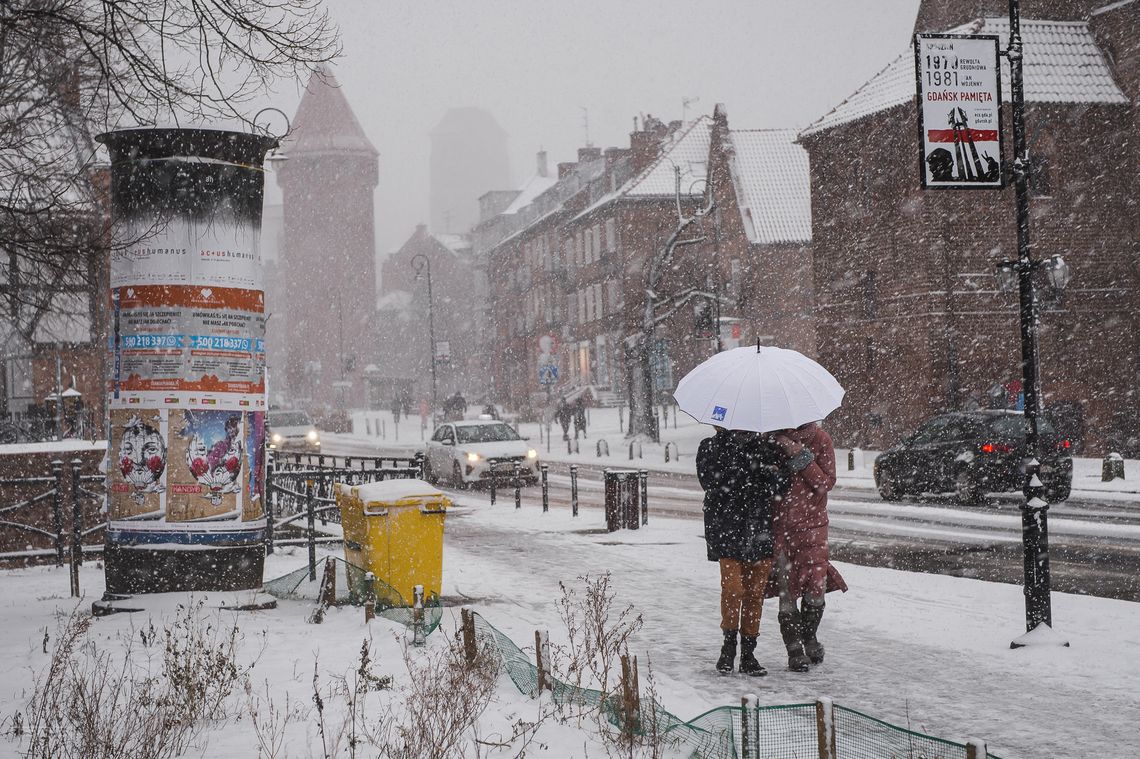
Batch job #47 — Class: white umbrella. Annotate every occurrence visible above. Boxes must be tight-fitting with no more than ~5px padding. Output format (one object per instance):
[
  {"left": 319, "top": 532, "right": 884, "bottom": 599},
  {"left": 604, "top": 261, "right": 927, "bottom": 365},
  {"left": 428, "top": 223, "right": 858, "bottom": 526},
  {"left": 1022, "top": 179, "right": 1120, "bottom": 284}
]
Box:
[{"left": 673, "top": 345, "right": 844, "bottom": 432}]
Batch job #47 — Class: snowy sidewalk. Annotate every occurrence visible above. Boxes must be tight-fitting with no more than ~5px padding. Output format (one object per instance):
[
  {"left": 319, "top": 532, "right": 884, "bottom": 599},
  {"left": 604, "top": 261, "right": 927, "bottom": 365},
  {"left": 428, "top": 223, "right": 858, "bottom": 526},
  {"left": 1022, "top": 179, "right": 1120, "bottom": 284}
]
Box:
[{"left": 440, "top": 494, "right": 1140, "bottom": 759}]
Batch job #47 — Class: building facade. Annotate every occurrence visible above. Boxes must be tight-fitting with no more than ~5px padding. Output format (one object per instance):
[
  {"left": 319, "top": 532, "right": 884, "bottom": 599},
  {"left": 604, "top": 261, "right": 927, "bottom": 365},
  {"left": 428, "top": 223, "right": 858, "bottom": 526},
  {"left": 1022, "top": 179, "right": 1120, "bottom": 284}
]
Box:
[
  {"left": 799, "top": 0, "right": 1139, "bottom": 453},
  {"left": 479, "top": 107, "right": 815, "bottom": 421}
]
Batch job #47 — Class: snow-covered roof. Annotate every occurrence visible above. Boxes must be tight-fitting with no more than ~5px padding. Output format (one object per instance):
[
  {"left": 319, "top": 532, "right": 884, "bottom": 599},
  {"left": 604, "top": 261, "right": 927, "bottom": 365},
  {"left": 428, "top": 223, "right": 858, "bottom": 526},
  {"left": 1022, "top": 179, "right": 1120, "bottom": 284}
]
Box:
[
  {"left": 728, "top": 129, "right": 812, "bottom": 245},
  {"left": 434, "top": 233, "right": 472, "bottom": 254},
  {"left": 502, "top": 172, "right": 559, "bottom": 215},
  {"left": 285, "top": 65, "right": 378, "bottom": 157},
  {"left": 574, "top": 117, "right": 711, "bottom": 221},
  {"left": 802, "top": 17, "right": 1128, "bottom": 137}
]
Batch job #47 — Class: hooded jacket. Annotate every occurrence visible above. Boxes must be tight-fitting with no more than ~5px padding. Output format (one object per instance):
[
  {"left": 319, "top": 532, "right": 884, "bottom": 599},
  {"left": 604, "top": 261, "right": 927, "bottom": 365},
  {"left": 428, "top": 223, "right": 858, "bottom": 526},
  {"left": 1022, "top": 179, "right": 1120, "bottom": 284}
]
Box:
[{"left": 697, "top": 429, "right": 790, "bottom": 563}]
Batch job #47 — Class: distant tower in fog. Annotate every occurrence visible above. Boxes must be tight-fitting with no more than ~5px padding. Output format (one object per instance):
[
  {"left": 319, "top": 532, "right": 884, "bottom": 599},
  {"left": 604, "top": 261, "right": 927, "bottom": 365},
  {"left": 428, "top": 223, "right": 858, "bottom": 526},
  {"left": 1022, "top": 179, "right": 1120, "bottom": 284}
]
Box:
[
  {"left": 276, "top": 66, "right": 378, "bottom": 410},
  {"left": 429, "top": 108, "right": 511, "bottom": 234}
]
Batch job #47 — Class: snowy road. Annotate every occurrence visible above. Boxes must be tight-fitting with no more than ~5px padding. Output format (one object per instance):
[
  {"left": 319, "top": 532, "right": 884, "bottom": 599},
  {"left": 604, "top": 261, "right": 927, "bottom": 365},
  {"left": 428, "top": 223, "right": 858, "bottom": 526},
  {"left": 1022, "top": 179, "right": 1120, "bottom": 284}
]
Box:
[{"left": 311, "top": 438, "right": 1140, "bottom": 600}]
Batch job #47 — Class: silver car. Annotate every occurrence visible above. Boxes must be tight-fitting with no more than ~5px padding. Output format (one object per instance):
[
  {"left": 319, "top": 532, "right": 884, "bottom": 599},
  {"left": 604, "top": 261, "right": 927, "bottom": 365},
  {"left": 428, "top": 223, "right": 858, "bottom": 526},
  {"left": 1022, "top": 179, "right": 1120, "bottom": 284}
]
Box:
[
  {"left": 424, "top": 420, "right": 538, "bottom": 487},
  {"left": 268, "top": 410, "right": 321, "bottom": 451}
]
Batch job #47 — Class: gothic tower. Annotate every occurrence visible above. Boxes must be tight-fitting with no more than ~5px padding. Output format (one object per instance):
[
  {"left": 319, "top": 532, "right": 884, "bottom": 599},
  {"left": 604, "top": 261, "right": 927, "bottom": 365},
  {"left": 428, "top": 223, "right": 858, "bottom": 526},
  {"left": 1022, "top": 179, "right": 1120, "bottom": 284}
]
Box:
[{"left": 276, "top": 67, "right": 378, "bottom": 411}]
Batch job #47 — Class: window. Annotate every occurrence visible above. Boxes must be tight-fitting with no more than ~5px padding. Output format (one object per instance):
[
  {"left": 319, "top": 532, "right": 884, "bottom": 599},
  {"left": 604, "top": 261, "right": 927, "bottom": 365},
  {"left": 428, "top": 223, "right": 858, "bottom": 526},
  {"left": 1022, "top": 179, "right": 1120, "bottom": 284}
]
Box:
[
  {"left": 566, "top": 294, "right": 577, "bottom": 325},
  {"left": 578, "top": 290, "right": 586, "bottom": 324},
  {"left": 592, "top": 225, "right": 602, "bottom": 260},
  {"left": 575, "top": 232, "right": 584, "bottom": 266},
  {"left": 584, "top": 287, "right": 594, "bottom": 323},
  {"left": 593, "top": 283, "right": 604, "bottom": 320},
  {"left": 607, "top": 280, "right": 622, "bottom": 311},
  {"left": 605, "top": 218, "right": 617, "bottom": 253}
]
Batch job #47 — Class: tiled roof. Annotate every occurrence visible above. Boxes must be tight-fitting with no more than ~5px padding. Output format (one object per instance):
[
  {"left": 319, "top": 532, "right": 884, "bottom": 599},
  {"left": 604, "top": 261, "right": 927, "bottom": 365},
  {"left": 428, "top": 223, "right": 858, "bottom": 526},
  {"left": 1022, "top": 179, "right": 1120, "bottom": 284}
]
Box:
[
  {"left": 802, "top": 17, "right": 1128, "bottom": 137},
  {"left": 573, "top": 116, "right": 712, "bottom": 222},
  {"left": 623, "top": 116, "right": 712, "bottom": 197},
  {"left": 729, "top": 129, "right": 812, "bottom": 245},
  {"left": 286, "top": 65, "right": 378, "bottom": 156}
]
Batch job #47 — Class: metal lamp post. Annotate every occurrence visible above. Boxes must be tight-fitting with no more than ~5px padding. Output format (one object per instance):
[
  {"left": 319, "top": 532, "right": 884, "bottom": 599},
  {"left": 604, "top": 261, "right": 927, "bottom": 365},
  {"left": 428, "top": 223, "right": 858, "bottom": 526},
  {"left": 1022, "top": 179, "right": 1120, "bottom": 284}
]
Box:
[
  {"left": 411, "top": 253, "right": 438, "bottom": 422},
  {"left": 999, "top": 0, "right": 1071, "bottom": 646}
]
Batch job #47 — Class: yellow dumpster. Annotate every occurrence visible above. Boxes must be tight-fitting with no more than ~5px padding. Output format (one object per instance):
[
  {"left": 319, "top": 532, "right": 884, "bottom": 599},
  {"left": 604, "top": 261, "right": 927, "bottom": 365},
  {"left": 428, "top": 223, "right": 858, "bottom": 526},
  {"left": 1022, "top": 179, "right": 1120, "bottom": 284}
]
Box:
[{"left": 336, "top": 479, "right": 450, "bottom": 606}]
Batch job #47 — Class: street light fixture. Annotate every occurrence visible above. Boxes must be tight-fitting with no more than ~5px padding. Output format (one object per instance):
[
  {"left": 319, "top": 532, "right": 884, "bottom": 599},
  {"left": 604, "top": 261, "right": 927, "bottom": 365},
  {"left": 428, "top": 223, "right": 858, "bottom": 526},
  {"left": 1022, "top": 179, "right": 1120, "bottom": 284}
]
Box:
[{"left": 410, "top": 253, "right": 438, "bottom": 424}]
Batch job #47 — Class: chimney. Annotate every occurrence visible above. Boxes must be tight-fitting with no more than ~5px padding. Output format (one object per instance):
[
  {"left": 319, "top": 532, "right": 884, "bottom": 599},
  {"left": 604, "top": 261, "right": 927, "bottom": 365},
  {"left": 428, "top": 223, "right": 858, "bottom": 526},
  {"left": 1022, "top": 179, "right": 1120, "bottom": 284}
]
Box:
[
  {"left": 577, "top": 146, "right": 602, "bottom": 163},
  {"left": 536, "top": 149, "right": 549, "bottom": 178},
  {"left": 415, "top": 223, "right": 428, "bottom": 236},
  {"left": 604, "top": 147, "right": 628, "bottom": 166},
  {"left": 629, "top": 114, "right": 667, "bottom": 175},
  {"left": 558, "top": 161, "right": 577, "bottom": 179}
]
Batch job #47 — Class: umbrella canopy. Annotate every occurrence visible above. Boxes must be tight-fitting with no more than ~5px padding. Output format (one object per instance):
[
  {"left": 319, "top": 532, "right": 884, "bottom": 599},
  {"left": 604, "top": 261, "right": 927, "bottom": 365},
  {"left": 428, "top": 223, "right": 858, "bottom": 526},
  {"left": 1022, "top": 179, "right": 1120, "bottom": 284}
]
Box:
[{"left": 674, "top": 346, "right": 844, "bottom": 432}]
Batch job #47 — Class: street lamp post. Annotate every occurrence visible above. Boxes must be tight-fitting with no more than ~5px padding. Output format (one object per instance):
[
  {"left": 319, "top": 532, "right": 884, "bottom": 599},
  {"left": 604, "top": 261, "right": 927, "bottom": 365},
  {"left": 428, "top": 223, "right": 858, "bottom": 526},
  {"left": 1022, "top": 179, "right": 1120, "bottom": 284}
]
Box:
[
  {"left": 411, "top": 253, "right": 438, "bottom": 422},
  {"left": 999, "top": 0, "right": 1071, "bottom": 646}
]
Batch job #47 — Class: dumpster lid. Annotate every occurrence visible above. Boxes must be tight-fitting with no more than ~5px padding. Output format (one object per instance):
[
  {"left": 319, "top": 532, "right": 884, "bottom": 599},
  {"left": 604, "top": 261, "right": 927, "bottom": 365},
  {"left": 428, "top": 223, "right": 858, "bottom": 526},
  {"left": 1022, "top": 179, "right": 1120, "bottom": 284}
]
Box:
[{"left": 339, "top": 479, "right": 444, "bottom": 502}]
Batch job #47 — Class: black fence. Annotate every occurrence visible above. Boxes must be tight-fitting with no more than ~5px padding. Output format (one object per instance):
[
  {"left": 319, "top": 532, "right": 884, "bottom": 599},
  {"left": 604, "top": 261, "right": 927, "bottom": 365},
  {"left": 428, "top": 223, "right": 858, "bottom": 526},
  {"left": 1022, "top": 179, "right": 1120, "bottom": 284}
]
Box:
[
  {"left": 265, "top": 451, "right": 424, "bottom": 580},
  {"left": 0, "top": 459, "right": 106, "bottom": 596}
]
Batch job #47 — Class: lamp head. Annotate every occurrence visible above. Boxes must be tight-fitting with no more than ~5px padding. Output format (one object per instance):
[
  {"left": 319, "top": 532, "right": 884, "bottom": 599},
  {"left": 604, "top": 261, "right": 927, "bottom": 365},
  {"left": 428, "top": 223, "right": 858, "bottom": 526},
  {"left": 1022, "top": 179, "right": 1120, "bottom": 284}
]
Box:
[{"left": 1045, "top": 255, "right": 1071, "bottom": 291}]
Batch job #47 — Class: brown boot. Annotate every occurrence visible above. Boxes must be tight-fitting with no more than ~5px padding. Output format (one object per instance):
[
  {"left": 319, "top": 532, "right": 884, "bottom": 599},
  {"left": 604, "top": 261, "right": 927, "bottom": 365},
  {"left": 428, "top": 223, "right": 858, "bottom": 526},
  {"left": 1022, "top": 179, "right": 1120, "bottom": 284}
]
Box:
[{"left": 778, "top": 610, "right": 810, "bottom": 672}]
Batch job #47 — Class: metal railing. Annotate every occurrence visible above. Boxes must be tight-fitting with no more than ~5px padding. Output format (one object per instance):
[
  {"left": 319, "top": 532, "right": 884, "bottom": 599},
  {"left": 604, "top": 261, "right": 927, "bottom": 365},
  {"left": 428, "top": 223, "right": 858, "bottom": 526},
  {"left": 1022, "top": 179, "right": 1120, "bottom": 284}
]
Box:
[{"left": 0, "top": 458, "right": 106, "bottom": 596}]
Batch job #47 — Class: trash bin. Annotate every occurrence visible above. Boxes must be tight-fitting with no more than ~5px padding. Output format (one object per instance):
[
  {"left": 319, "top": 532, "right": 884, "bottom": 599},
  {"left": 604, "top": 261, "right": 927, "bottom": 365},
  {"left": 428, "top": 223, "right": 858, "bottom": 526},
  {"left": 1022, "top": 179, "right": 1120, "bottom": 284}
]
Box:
[
  {"left": 337, "top": 479, "right": 450, "bottom": 606},
  {"left": 604, "top": 469, "right": 643, "bottom": 532}
]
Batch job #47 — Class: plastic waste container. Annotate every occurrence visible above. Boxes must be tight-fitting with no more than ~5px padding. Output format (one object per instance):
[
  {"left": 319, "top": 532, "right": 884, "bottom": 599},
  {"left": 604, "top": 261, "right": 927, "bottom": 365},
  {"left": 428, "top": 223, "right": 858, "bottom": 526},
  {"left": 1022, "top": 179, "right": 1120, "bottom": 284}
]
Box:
[{"left": 336, "top": 478, "right": 450, "bottom": 606}]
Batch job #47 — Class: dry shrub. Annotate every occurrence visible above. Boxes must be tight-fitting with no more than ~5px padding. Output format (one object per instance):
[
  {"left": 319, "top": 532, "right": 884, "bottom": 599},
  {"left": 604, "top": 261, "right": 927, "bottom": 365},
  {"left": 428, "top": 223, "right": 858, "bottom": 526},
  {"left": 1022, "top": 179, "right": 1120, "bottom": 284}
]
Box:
[{"left": 14, "top": 600, "right": 252, "bottom": 759}]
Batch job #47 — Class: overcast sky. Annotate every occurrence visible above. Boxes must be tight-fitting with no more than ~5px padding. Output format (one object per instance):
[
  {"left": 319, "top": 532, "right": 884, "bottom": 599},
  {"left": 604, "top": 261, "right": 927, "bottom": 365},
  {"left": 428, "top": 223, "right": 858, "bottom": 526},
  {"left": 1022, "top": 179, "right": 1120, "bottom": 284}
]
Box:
[{"left": 264, "top": 0, "right": 921, "bottom": 256}]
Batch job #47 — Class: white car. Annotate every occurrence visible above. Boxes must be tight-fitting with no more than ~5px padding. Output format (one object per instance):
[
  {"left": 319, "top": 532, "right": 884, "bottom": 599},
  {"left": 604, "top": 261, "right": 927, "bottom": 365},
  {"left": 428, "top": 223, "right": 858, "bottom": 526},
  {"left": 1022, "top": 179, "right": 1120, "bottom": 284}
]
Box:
[
  {"left": 268, "top": 409, "right": 321, "bottom": 451},
  {"left": 424, "top": 419, "right": 538, "bottom": 487}
]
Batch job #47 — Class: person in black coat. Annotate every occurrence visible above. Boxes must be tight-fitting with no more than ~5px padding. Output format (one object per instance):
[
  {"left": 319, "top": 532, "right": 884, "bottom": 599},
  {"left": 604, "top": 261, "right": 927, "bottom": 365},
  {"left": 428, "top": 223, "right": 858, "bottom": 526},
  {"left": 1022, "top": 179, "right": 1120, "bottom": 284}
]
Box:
[{"left": 697, "top": 427, "right": 790, "bottom": 676}]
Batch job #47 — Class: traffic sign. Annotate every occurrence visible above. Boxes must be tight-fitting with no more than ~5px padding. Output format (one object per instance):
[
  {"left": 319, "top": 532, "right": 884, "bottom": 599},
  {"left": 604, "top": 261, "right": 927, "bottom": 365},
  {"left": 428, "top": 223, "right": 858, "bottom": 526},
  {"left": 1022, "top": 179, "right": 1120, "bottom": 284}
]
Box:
[{"left": 538, "top": 365, "right": 558, "bottom": 385}]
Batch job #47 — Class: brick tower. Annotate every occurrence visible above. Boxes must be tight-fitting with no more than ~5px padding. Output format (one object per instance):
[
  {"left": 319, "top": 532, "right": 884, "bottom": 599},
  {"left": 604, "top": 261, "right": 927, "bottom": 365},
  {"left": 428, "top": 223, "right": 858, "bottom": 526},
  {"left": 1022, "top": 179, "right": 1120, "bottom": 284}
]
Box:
[{"left": 276, "top": 66, "right": 378, "bottom": 412}]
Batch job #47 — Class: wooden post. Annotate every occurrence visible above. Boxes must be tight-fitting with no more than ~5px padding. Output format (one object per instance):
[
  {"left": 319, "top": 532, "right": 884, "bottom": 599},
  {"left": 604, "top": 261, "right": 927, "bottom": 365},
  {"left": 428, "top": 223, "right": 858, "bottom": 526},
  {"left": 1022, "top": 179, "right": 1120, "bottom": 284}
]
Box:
[
  {"left": 461, "top": 608, "right": 478, "bottom": 664},
  {"left": 815, "top": 697, "right": 835, "bottom": 759},
  {"left": 966, "top": 739, "right": 988, "bottom": 759},
  {"left": 741, "top": 694, "right": 759, "bottom": 759},
  {"left": 534, "top": 629, "right": 550, "bottom": 694},
  {"left": 363, "top": 571, "right": 376, "bottom": 623},
  {"left": 620, "top": 654, "right": 641, "bottom": 738}
]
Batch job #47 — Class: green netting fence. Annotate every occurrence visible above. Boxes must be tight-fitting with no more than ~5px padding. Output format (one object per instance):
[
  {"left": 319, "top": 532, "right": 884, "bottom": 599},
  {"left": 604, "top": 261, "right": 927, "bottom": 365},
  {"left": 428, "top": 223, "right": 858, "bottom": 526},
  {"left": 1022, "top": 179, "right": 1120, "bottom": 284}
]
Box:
[
  {"left": 468, "top": 611, "right": 1004, "bottom": 759},
  {"left": 263, "top": 557, "right": 444, "bottom": 636}
]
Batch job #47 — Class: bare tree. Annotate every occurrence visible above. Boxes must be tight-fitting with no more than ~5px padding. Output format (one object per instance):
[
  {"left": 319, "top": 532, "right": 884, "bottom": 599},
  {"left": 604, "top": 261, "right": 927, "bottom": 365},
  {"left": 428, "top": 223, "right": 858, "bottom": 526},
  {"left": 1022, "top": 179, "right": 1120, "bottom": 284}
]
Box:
[
  {"left": 626, "top": 166, "right": 713, "bottom": 441},
  {"left": 0, "top": 0, "right": 339, "bottom": 404}
]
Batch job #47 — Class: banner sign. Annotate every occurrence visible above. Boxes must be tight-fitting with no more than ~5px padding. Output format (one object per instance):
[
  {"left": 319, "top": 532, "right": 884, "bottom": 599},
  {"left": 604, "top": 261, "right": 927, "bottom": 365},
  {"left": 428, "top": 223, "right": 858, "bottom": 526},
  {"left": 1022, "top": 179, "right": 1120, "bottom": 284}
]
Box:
[{"left": 914, "top": 34, "right": 1004, "bottom": 189}]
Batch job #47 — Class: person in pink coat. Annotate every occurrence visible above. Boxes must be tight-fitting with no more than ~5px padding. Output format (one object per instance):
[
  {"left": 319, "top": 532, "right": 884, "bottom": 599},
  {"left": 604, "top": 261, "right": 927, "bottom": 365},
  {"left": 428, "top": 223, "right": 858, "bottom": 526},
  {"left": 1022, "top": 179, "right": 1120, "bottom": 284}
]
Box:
[{"left": 768, "top": 421, "right": 848, "bottom": 671}]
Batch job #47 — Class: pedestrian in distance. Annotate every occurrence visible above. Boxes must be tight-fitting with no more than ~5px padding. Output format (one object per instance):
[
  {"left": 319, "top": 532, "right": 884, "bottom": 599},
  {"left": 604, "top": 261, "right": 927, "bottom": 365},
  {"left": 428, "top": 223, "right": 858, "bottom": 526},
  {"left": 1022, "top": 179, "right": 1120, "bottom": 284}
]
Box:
[
  {"left": 573, "top": 396, "right": 587, "bottom": 439},
  {"left": 697, "top": 426, "right": 790, "bottom": 676},
  {"left": 391, "top": 397, "right": 402, "bottom": 425},
  {"left": 556, "top": 397, "right": 572, "bottom": 441},
  {"left": 767, "top": 421, "right": 847, "bottom": 672}
]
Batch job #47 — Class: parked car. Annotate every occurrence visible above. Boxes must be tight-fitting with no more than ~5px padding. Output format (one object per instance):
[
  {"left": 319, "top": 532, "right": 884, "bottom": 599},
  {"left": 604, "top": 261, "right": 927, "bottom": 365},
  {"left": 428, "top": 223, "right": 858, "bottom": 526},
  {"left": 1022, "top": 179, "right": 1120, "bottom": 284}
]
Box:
[
  {"left": 873, "top": 410, "right": 1072, "bottom": 504},
  {"left": 423, "top": 419, "right": 538, "bottom": 487},
  {"left": 268, "top": 409, "right": 321, "bottom": 451}
]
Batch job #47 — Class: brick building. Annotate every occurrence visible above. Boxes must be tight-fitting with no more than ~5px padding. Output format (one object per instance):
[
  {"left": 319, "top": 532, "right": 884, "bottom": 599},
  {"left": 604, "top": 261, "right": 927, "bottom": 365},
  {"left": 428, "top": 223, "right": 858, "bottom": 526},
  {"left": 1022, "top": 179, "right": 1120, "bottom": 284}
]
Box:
[
  {"left": 479, "top": 107, "right": 814, "bottom": 419},
  {"left": 275, "top": 67, "right": 379, "bottom": 413},
  {"left": 799, "top": 0, "right": 1139, "bottom": 452}
]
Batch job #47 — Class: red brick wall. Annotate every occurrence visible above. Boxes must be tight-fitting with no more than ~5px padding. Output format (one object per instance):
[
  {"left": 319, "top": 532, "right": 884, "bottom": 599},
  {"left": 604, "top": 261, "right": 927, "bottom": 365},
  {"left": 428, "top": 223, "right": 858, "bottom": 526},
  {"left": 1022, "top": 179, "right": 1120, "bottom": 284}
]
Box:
[{"left": 802, "top": 97, "right": 1139, "bottom": 451}]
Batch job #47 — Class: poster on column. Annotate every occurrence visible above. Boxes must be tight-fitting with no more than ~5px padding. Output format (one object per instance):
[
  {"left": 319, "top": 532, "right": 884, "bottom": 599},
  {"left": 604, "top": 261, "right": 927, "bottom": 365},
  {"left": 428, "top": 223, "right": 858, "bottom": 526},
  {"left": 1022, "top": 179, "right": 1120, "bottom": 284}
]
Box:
[
  {"left": 110, "top": 284, "right": 266, "bottom": 406},
  {"left": 167, "top": 409, "right": 246, "bottom": 521},
  {"left": 914, "top": 34, "right": 1004, "bottom": 189},
  {"left": 108, "top": 408, "right": 169, "bottom": 519},
  {"left": 244, "top": 411, "right": 266, "bottom": 521}
]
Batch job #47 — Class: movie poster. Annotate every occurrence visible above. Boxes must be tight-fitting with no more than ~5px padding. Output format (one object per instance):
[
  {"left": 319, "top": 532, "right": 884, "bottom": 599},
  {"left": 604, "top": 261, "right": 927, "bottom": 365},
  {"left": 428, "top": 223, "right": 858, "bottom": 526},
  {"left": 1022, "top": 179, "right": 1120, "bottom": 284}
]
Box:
[
  {"left": 108, "top": 409, "right": 168, "bottom": 519},
  {"left": 167, "top": 410, "right": 245, "bottom": 521}
]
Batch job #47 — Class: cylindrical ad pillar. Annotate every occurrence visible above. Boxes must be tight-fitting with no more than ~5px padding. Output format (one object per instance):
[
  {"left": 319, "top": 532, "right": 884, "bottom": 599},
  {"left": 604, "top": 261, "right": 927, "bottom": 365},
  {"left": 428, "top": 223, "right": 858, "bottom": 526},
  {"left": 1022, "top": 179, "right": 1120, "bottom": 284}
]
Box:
[{"left": 96, "top": 128, "right": 277, "bottom": 595}]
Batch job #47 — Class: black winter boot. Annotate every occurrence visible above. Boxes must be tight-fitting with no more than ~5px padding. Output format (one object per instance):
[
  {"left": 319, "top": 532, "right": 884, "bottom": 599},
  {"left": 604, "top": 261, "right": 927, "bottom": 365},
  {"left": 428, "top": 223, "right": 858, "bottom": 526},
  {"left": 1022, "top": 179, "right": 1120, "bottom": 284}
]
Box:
[
  {"left": 800, "top": 602, "right": 825, "bottom": 665},
  {"left": 716, "top": 630, "right": 737, "bottom": 674},
  {"left": 738, "top": 634, "right": 768, "bottom": 677},
  {"left": 778, "top": 611, "right": 811, "bottom": 672}
]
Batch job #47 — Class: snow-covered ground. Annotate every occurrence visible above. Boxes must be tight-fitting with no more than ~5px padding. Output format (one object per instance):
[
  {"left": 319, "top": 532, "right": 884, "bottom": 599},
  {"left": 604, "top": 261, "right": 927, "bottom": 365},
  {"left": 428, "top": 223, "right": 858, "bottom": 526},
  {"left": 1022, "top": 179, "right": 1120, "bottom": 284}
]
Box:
[{"left": 2, "top": 487, "right": 1137, "bottom": 758}]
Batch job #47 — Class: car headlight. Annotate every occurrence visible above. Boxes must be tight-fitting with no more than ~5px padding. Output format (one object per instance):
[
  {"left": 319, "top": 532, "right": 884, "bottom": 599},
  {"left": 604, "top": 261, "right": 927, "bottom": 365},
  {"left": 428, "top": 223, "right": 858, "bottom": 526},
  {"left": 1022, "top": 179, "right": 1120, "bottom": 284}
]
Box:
[
  {"left": 306, "top": 429, "right": 319, "bottom": 442},
  {"left": 271, "top": 432, "right": 283, "bottom": 444},
  {"left": 466, "top": 451, "right": 481, "bottom": 462},
  {"left": 527, "top": 449, "right": 538, "bottom": 459}
]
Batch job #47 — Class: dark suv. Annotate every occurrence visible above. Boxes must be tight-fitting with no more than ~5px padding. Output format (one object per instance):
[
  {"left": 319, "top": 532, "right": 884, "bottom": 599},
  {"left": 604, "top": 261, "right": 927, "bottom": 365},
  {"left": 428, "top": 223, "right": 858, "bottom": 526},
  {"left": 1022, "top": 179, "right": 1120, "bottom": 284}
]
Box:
[{"left": 873, "top": 410, "right": 1073, "bottom": 504}]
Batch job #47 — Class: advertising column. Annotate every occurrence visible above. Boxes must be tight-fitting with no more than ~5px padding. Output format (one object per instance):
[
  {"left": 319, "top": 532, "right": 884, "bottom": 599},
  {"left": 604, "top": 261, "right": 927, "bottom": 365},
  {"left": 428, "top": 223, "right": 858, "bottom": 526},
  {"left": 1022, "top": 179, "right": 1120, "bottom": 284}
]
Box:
[{"left": 97, "top": 128, "right": 277, "bottom": 596}]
